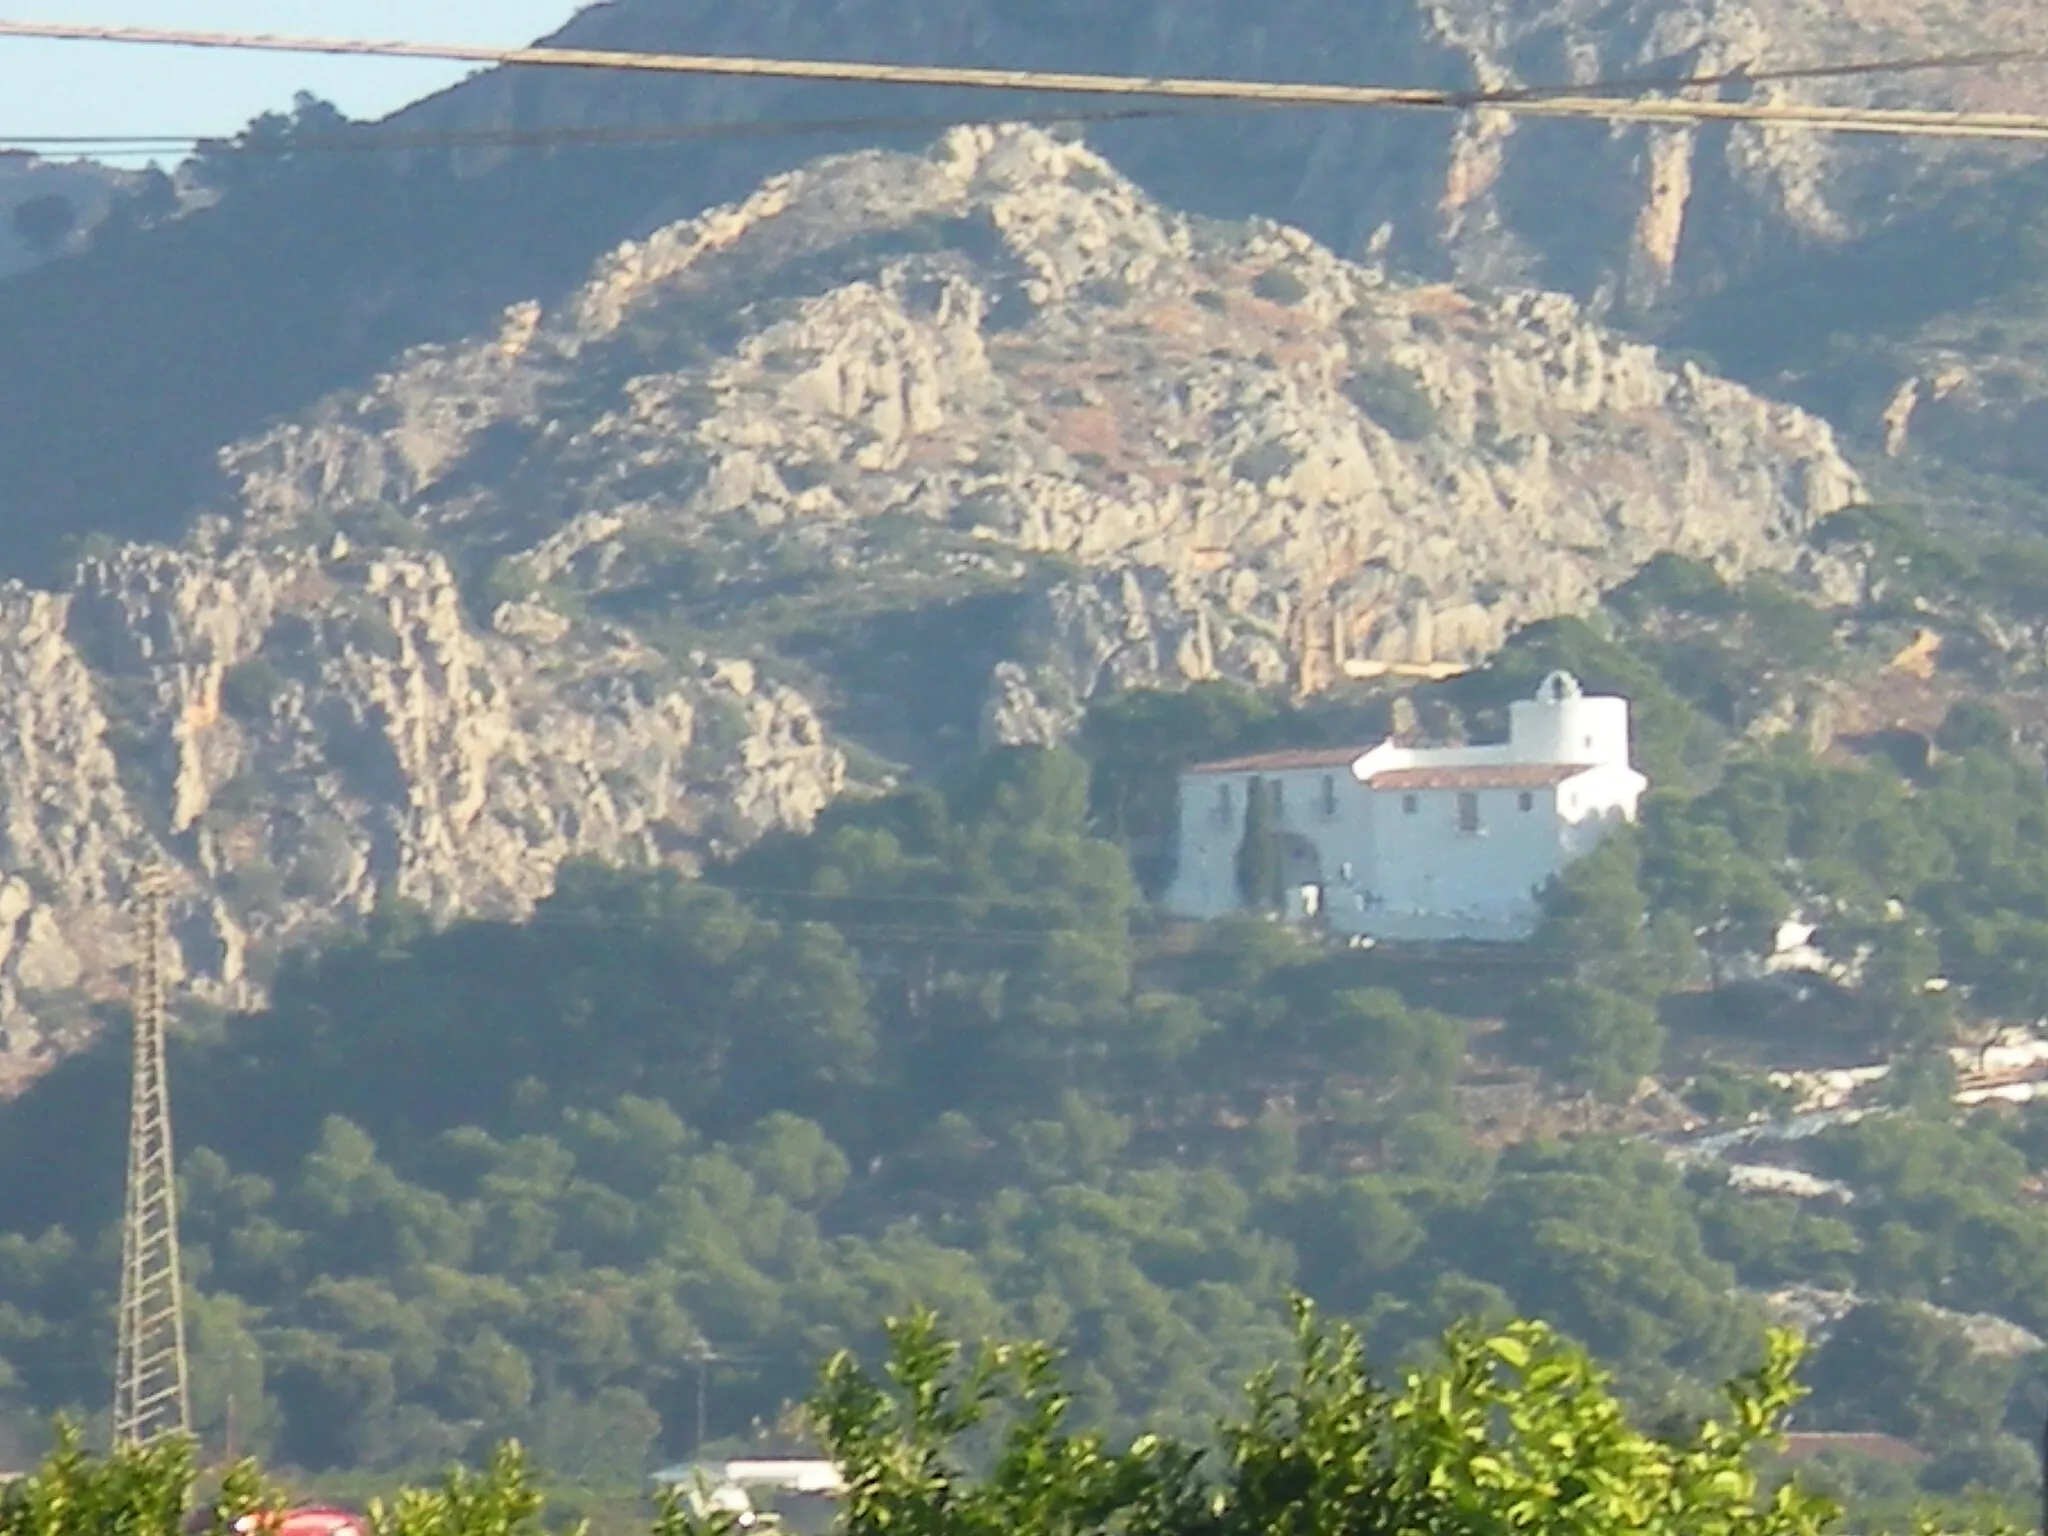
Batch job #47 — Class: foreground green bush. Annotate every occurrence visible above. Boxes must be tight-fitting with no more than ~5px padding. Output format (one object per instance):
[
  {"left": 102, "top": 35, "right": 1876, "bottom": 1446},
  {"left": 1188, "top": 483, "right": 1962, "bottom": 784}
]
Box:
[
  {"left": 4, "top": 1303, "right": 1998, "bottom": 1536},
  {"left": 817, "top": 1305, "right": 1839, "bottom": 1536},
  {"left": 0, "top": 1428, "right": 272, "bottom": 1536}
]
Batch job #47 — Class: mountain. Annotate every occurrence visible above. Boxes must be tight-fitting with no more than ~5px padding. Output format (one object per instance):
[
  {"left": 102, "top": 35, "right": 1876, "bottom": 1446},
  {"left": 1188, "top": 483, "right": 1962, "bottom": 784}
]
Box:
[
  {"left": 402, "top": 0, "right": 2047, "bottom": 309},
  {"left": 0, "top": 125, "right": 1860, "bottom": 1077},
  {"left": 10, "top": 11, "right": 2048, "bottom": 1492},
  {"left": 0, "top": 0, "right": 2033, "bottom": 579}
]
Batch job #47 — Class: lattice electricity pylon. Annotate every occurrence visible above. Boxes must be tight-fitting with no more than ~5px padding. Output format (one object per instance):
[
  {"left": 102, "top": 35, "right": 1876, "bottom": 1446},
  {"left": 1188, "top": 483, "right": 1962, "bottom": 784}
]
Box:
[{"left": 113, "top": 864, "right": 191, "bottom": 1449}]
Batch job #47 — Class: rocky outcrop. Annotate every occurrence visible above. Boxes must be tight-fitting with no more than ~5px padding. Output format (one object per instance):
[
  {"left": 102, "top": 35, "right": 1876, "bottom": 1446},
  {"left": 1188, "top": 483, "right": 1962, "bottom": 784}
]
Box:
[
  {"left": 0, "top": 123, "right": 1861, "bottom": 1078},
  {"left": 218, "top": 126, "right": 1860, "bottom": 726},
  {"left": 1761, "top": 1283, "right": 2047, "bottom": 1358},
  {"left": 0, "top": 539, "right": 842, "bottom": 1067},
  {"left": 0, "top": 0, "right": 2021, "bottom": 582}
]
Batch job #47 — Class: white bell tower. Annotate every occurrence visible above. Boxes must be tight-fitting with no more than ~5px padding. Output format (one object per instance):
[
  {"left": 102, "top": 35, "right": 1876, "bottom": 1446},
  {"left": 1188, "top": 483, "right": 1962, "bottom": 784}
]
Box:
[{"left": 1507, "top": 671, "right": 1632, "bottom": 767}]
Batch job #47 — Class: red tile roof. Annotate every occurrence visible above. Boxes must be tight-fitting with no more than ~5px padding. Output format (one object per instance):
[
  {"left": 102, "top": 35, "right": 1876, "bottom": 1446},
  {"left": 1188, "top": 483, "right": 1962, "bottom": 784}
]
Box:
[
  {"left": 1186, "top": 745, "right": 1371, "bottom": 774},
  {"left": 1365, "top": 764, "right": 1589, "bottom": 792}
]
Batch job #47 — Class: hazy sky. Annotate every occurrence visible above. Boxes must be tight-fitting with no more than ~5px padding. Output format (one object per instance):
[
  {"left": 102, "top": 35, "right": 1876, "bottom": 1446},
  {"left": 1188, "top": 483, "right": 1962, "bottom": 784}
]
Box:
[{"left": 0, "top": 2, "right": 586, "bottom": 160}]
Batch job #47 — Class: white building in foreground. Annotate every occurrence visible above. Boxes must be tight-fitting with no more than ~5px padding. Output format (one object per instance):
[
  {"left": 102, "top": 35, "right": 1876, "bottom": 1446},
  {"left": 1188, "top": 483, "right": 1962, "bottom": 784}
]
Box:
[{"left": 1161, "top": 672, "right": 1648, "bottom": 942}]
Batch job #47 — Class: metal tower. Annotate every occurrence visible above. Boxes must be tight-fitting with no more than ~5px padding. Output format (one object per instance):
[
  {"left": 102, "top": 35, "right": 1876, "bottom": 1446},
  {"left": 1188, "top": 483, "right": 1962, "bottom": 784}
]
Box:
[{"left": 113, "top": 864, "right": 191, "bottom": 1449}]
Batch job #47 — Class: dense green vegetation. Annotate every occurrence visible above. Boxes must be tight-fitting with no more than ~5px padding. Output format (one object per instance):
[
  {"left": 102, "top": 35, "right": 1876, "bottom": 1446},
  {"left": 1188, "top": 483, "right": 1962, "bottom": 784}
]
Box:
[
  {"left": 0, "top": 1308, "right": 1886, "bottom": 1536},
  {"left": 9, "top": 543, "right": 2048, "bottom": 1523},
  {"left": 0, "top": 751, "right": 1491, "bottom": 1479}
]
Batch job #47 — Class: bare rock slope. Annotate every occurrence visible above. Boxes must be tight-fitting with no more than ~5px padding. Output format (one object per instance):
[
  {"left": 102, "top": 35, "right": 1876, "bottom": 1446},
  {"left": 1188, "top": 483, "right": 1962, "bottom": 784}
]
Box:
[
  {"left": 0, "top": 541, "right": 842, "bottom": 1080},
  {"left": 0, "top": 125, "right": 1860, "bottom": 1073},
  {"left": 0, "top": 0, "right": 2019, "bottom": 574}
]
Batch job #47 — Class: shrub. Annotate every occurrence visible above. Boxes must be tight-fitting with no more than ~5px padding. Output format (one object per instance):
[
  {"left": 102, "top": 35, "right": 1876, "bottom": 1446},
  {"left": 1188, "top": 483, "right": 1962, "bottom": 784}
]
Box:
[
  {"left": 1685, "top": 1064, "right": 1795, "bottom": 1122},
  {"left": 814, "top": 1304, "right": 1842, "bottom": 1536},
  {"left": 220, "top": 657, "right": 286, "bottom": 721},
  {"left": 1343, "top": 363, "right": 1438, "bottom": 441},
  {"left": 1250, "top": 266, "right": 1311, "bottom": 305},
  {"left": 0, "top": 1313, "right": 1859, "bottom": 1536},
  {"left": 1232, "top": 440, "right": 1301, "bottom": 485},
  {"left": 1936, "top": 699, "right": 2012, "bottom": 756},
  {"left": 1505, "top": 978, "right": 1666, "bottom": 1101}
]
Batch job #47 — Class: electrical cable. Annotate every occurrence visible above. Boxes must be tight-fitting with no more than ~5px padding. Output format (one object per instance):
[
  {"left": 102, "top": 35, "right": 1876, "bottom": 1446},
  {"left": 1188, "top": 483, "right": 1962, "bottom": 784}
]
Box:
[
  {"left": 7, "top": 44, "right": 2048, "bottom": 157},
  {"left": 5, "top": 19, "right": 2048, "bottom": 142},
  {"left": 0, "top": 103, "right": 1257, "bottom": 156}
]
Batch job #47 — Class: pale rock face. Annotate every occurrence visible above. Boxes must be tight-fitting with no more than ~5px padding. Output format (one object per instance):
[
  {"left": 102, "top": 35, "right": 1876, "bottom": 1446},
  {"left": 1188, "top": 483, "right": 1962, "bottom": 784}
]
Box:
[
  {"left": 0, "top": 124, "right": 1863, "bottom": 1081},
  {"left": 0, "top": 539, "right": 843, "bottom": 1071}
]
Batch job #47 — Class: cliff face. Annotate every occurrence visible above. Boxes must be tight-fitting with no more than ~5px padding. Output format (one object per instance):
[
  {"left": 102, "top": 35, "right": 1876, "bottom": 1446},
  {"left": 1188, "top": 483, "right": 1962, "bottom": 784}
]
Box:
[
  {"left": 1394, "top": 0, "right": 2046, "bottom": 304},
  {"left": 405, "top": 0, "right": 2046, "bottom": 312},
  {"left": 0, "top": 124, "right": 1862, "bottom": 1075},
  {"left": 0, "top": 533, "right": 841, "bottom": 1072}
]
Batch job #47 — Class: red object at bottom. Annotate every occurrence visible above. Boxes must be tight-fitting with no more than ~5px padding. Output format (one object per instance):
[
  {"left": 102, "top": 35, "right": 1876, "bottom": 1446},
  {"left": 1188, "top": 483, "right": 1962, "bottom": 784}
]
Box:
[
  {"left": 184, "top": 1507, "right": 363, "bottom": 1536},
  {"left": 258, "top": 1512, "right": 364, "bottom": 1536},
  {"left": 247, "top": 1515, "right": 364, "bottom": 1536}
]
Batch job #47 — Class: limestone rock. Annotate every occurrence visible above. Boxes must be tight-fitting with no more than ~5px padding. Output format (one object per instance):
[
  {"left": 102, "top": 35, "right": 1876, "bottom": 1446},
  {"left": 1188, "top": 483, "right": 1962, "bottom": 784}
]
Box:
[
  {"left": 0, "top": 542, "right": 843, "bottom": 1069},
  {"left": 215, "top": 124, "right": 1855, "bottom": 706}
]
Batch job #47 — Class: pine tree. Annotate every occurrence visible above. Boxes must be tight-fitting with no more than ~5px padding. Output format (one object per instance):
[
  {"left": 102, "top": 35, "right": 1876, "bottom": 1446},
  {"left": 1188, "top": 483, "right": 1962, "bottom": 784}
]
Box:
[{"left": 1236, "top": 777, "right": 1283, "bottom": 913}]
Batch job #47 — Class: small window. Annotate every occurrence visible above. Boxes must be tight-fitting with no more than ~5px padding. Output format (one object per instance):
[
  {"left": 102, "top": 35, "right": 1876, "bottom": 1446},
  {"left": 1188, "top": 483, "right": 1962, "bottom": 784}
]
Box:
[
  {"left": 1320, "top": 775, "right": 1338, "bottom": 817},
  {"left": 1401, "top": 794, "right": 1419, "bottom": 816},
  {"left": 1583, "top": 734, "right": 1594, "bottom": 750},
  {"left": 1270, "top": 778, "right": 1286, "bottom": 819},
  {"left": 1216, "top": 782, "right": 1234, "bottom": 825},
  {"left": 1338, "top": 861, "right": 1354, "bottom": 883},
  {"left": 1457, "top": 791, "right": 1480, "bottom": 834},
  {"left": 1518, "top": 791, "right": 1535, "bottom": 812}
]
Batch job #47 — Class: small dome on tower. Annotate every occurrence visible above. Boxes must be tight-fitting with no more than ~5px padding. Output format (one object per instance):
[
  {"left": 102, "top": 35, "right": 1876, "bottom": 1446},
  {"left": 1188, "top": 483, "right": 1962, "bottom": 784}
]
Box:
[{"left": 1536, "top": 670, "right": 1583, "bottom": 704}]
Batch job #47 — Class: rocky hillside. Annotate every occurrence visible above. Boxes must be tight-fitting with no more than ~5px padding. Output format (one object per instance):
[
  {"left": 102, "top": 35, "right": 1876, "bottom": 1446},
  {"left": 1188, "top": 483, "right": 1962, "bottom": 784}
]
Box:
[
  {"left": 0, "top": 0, "right": 2029, "bottom": 579},
  {"left": 0, "top": 124, "right": 1861, "bottom": 1073},
  {"left": 0, "top": 545, "right": 842, "bottom": 1088}
]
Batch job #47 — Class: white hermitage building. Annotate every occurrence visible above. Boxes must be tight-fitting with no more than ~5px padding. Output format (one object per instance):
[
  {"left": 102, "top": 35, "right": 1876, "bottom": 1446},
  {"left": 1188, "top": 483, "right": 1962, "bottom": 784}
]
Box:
[{"left": 1161, "top": 672, "right": 1648, "bottom": 942}]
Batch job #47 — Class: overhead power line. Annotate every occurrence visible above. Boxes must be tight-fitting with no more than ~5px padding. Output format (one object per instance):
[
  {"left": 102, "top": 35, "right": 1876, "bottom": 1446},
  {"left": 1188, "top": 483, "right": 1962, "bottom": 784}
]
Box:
[
  {"left": 6, "top": 47, "right": 2048, "bottom": 156},
  {"left": 7, "top": 19, "right": 2048, "bottom": 142},
  {"left": 0, "top": 104, "right": 1245, "bottom": 155}
]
